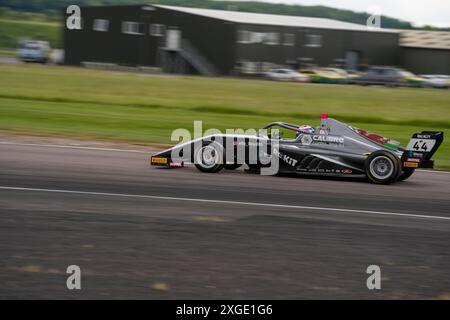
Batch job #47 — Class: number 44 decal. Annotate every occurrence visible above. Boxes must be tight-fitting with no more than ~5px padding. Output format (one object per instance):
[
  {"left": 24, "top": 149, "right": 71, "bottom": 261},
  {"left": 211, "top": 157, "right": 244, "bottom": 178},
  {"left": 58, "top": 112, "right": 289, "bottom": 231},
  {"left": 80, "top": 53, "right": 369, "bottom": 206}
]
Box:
[
  {"left": 413, "top": 141, "right": 427, "bottom": 151},
  {"left": 406, "top": 138, "right": 436, "bottom": 152}
]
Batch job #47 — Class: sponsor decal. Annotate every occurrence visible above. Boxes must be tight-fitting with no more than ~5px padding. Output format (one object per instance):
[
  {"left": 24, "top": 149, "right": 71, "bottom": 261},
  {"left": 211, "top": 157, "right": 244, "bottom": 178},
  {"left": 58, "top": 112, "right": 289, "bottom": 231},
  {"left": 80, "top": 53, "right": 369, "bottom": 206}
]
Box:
[
  {"left": 407, "top": 151, "right": 424, "bottom": 158},
  {"left": 406, "top": 158, "right": 421, "bottom": 163},
  {"left": 272, "top": 148, "right": 298, "bottom": 167},
  {"left": 297, "top": 168, "right": 350, "bottom": 174},
  {"left": 151, "top": 157, "right": 168, "bottom": 164},
  {"left": 403, "top": 162, "right": 419, "bottom": 168},
  {"left": 169, "top": 162, "right": 184, "bottom": 167},
  {"left": 312, "top": 135, "right": 344, "bottom": 145},
  {"left": 416, "top": 134, "right": 431, "bottom": 139},
  {"left": 300, "top": 135, "right": 313, "bottom": 146},
  {"left": 300, "top": 134, "right": 344, "bottom": 146}
]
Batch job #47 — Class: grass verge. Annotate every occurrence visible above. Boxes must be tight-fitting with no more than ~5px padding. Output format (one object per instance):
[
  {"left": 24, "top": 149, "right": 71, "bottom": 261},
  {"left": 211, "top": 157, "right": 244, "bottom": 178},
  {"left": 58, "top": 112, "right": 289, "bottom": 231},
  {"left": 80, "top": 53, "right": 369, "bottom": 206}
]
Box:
[
  {"left": 0, "top": 64, "right": 449, "bottom": 169},
  {"left": 0, "top": 18, "right": 61, "bottom": 48}
]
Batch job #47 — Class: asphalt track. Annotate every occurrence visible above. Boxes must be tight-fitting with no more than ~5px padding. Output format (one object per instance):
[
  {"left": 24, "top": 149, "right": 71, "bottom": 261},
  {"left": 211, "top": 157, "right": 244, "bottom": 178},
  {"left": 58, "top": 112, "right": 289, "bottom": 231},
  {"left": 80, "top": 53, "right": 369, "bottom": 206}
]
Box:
[{"left": 0, "top": 142, "right": 449, "bottom": 299}]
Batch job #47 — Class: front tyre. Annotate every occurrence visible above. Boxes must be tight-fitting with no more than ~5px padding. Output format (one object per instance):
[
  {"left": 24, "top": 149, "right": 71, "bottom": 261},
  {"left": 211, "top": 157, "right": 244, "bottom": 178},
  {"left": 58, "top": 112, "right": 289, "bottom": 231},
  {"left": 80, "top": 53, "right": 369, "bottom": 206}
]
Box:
[
  {"left": 397, "top": 168, "right": 415, "bottom": 182},
  {"left": 194, "top": 143, "right": 224, "bottom": 173},
  {"left": 365, "top": 150, "right": 401, "bottom": 184}
]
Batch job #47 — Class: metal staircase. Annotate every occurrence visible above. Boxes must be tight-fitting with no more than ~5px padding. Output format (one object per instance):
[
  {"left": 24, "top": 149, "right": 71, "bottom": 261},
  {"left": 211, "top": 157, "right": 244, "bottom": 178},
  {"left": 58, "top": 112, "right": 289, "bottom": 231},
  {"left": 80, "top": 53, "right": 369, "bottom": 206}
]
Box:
[
  {"left": 158, "top": 39, "right": 218, "bottom": 76},
  {"left": 179, "top": 39, "right": 218, "bottom": 76}
]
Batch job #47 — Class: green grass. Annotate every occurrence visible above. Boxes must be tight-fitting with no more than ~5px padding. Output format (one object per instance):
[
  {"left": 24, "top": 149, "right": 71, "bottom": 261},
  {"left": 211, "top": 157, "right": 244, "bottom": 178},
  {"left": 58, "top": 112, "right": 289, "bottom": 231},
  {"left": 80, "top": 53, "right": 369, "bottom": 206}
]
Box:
[
  {"left": 0, "top": 49, "right": 15, "bottom": 57},
  {"left": 0, "top": 64, "right": 449, "bottom": 169},
  {"left": 0, "top": 18, "right": 61, "bottom": 48}
]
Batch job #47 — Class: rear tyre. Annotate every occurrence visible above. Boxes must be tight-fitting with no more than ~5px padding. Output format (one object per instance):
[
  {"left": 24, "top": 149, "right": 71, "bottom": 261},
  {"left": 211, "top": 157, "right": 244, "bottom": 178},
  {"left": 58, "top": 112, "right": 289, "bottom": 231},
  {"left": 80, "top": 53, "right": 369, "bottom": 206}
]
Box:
[
  {"left": 194, "top": 143, "right": 224, "bottom": 173},
  {"left": 397, "top": 168, "right": 415, "bottom": 182},
  {"left": 365, "top": 150, "right": 401, "bottom": 184}
]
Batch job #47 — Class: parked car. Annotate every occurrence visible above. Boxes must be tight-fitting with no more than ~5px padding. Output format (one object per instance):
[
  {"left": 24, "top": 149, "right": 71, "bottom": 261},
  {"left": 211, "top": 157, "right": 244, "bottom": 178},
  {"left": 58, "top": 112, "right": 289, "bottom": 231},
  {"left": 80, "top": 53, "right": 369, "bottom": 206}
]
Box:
[
  {"left": 320, "top": 68, "right": 347, "bottom": 76},
  {"left": 355, "top": 66, "right": 425, "bottom": 87},
  {"left": 320, "top": 68, "right": 362, "bottom": 83},
  {"left": 421, "top": 75, "right": 450, "bottom": 89},
  {"left": 344, "top": 70, "right": 362, "bottom": 82},
  {"left": 263, "top": 69, "right": 309, "bottom": 82},
  {"left": 299, "top": 68, "right": 346, "bottom": 84},
  {"left": 17, "top": 40, "right": 51, "bottom": 64}
]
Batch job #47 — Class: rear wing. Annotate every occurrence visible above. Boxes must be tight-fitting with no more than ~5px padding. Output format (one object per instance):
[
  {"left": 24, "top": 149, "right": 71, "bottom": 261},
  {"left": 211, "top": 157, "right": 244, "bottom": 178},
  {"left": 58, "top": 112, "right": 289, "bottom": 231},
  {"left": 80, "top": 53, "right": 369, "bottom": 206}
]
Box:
[{"left": 402, "top": 131, "right": 444, "bottom": 169}]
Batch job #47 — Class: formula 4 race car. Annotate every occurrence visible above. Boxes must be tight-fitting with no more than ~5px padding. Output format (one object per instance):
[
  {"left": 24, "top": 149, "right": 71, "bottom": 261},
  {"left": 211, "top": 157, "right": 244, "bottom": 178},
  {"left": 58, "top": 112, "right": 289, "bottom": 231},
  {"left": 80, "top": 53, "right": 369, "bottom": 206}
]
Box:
[{"left": 151, "top": 115, "right": 443, "bottom": 184}]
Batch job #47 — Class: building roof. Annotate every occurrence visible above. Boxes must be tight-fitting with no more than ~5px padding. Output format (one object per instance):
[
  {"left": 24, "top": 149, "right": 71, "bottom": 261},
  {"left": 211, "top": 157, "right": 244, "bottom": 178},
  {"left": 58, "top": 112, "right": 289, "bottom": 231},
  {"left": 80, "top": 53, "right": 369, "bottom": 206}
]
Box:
[
  {"left": 399, "top": 30, "right": 450, "bottom": 50},
  {"left": 153, "top": 5, "right": 396, "bottom": 33}
]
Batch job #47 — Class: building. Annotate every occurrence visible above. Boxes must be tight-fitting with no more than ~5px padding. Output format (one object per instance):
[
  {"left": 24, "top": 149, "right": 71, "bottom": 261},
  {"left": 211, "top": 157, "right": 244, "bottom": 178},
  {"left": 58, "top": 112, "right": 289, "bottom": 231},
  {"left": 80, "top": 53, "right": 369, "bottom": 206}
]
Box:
[
  {"left": 64, "top": 4, "right": 400, "bottom": 75},
  {"left": 399, "top": 30, "right": 450, "bottom": 74},
  {"left": 64, "top": 4, "right": 448, "bottom": 76}
]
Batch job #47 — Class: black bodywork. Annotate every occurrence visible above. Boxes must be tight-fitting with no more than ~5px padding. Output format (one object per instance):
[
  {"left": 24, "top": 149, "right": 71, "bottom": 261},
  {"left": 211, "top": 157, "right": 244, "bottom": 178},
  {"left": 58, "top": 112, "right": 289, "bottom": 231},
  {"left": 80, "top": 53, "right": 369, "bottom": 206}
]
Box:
[{"left": 151, "top": 116, "right": 443, "bottom": 183}]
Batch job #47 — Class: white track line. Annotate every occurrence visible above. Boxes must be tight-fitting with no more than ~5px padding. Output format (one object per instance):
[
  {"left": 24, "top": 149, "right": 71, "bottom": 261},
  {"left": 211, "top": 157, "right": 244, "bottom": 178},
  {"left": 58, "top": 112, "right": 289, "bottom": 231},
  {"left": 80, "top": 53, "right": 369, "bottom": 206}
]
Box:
[
  {"left": 0, "top": 141, "right": 149, "bottom": 153},
  {"left": 0, "top": 185, "right": 449, "bottom": 221},
  {"left": 417, "top": 169, "right": 450, "bottom": 174},
  {"left": 0, "top": 141, "right": 449, "bottom": 174}
]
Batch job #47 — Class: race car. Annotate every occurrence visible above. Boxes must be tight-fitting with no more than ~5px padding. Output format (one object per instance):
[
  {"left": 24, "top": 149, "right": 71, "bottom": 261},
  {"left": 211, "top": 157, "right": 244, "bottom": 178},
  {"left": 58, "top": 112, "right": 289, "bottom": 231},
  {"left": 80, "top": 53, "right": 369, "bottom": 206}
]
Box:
[{"left": 151, "top": 114, "right": 443, "bottom": 184}]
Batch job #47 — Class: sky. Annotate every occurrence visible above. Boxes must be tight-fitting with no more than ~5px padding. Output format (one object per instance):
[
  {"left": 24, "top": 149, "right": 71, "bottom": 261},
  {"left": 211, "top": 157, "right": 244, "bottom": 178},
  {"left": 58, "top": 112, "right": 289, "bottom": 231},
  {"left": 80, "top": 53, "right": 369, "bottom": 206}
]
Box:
[{"left": 254, "top": 0, "right": 450, "bottom": 28}]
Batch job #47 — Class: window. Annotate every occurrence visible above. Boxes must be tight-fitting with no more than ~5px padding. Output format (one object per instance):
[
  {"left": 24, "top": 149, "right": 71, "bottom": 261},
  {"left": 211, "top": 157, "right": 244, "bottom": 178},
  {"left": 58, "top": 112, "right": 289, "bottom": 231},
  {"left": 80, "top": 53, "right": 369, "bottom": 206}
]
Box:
[
  {"left": 237, "top": 30, "right": 251, "bottom": 43},
  {"left": 283, "top": 33, "right": 295, "bottom": 46},
  {"left": 261, "top": 62, "right": 277, "bottom": 72},
  {"left": 93, "top": 19, "right": 109, "bottom": 32},
  {"left": 264, "top": 32, "right": 280, "bottom": 45},
  {"left": 238, "top": 31, "right": 280, "bottom": 45},
  {"left": 250, "top": 32, "right": 265, "bottom": 44},
  {"left": 236, "top": 60, "right": 258, "bottom": 74},
  {"left": 150, "top": 24, "right": 166, "bottom": 36},
  {"left": 122, "top": 21, "right": 145, "bottom": 35},
  {"left": 305, "top": 34, "right": 322, "bottom": 47}
]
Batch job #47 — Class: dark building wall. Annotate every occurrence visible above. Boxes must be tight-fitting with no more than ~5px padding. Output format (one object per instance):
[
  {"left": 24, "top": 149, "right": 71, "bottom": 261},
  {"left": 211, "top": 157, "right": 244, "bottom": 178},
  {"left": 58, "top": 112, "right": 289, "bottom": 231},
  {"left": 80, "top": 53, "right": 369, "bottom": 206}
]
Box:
[
  {"left": 235, "top": 25, "right": 400, "bottom": 70},
  {"left": 235, "top": 24, "right": 298, "bottom": 66},
  {"left": 349, "top": 30, "right": 400, "bottom": 67},
  {"left": 154, "top": 7, "right": 235, "bottom": 75},
  {"left": 64, "top": 5, "right": 235, "bottom": 74},
  {"left": 401, "top": 48, "right": 450, "bottom": 74},
  {"left": 64, "top": 6, "right": 144, "bottom": 66},
  {"left": 297, "top": 28, "right": 347, "bottom": 67},
  {"left": 64, "top": 5, "right": 401, "bottom": 75}
]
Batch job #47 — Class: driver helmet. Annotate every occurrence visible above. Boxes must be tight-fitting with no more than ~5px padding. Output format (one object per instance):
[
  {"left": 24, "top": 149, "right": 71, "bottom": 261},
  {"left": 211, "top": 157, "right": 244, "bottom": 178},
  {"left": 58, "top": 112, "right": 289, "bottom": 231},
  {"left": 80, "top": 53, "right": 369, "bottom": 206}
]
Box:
[
  {"left": 296, "top": 125, "right": 315, "bottom": 138},
  {"left": 297, "top": 125, "right": 315, "bottom": 134}
]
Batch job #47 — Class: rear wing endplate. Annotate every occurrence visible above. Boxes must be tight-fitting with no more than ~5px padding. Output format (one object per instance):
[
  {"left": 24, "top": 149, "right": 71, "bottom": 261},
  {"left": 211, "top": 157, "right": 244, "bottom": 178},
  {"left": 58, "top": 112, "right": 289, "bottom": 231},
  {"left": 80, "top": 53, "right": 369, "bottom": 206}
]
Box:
[{"left": 402, "top": 131, "right": 444, "bottom": 168}]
